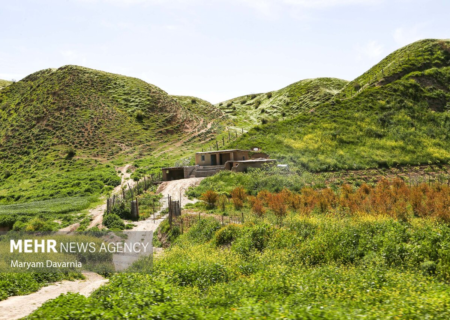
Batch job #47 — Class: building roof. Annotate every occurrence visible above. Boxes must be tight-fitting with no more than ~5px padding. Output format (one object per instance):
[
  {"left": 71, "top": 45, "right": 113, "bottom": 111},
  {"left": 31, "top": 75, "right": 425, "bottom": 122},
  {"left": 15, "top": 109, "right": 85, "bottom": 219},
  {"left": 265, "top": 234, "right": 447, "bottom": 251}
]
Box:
[
  {"left": 196, "top": 149, "right": 248, "bottom": 154},
  {"left": 229, "top": 159, "right": 276, "bottom": 163}
]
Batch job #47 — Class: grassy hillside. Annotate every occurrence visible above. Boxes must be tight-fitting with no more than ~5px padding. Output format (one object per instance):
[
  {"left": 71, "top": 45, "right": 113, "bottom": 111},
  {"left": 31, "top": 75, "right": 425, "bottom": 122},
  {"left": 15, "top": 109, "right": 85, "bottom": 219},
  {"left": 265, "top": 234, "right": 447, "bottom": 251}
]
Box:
[
  {"left": 172, "top": 95, "right": 228, "bottom": 123},
  {"left": 217, "top": 78, "right": 348, "bottom": 129},
  {"left": 0, "top": 66, "right": 224, "bottom": 209},
  {"left": 0, "top": 79, "right": 11, "bottom": 90},
  {"left": 230, "top": 39, "right": 450, "bottom": 171}
]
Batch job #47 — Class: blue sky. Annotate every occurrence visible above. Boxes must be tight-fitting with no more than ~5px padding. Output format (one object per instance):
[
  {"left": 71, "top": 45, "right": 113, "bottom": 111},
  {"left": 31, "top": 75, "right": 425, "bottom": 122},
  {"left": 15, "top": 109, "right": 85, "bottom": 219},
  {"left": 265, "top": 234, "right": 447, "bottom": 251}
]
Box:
[{"left": 1, "top": 0, "right": 449, "bottom": 103}]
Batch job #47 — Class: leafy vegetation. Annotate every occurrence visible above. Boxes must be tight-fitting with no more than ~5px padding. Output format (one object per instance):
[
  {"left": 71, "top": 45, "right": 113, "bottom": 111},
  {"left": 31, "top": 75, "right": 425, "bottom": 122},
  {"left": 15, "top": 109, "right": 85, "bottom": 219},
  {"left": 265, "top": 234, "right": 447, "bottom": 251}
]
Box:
[
  {"left": 0, "top": 79, "right": 12, "bottom": 90},
  {"left": 217, "top": 78, "right": 347, "bottom": 128},
  {"left": 172, "top": 95, "right": 228, "bottom": 123},
  {"left": 28, "top": 211, "right": 450, "bottom": 318},
  {"left": 230, "top": 39, "right": 450, "bottom": 171},
  {"left": 0, "top": 65, "right": 226, "bottom": 217},
  {"left": 0, "top": 272, "right": 83, "bottom": 301}
]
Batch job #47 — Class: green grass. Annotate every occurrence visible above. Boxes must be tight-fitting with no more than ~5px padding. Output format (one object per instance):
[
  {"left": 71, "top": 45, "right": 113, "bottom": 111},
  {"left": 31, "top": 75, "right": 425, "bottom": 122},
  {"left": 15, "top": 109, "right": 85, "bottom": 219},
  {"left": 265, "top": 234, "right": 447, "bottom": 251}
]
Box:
[
  {"left": 229, "top": 39, "right": 450, "bottom": 172},
  {"left": 0, "top": 196, "right": 97, "bottom": 215},
  {"left": 172, "top": 95, "right": 229, "bottom": 123},
  {"left": 27, "top": 215, "right": 450, "bottom": 319},
  {"left": 217, "top": 78, "right": 348, "bottom": 129},
  {"left": 0, "top": 272, "right": 83, "bottom": 301},
  {"left": 0, "top": 65, "right": 228, "bottom": 215},
  {"left": 0, "top": 79, "right": 11, "bottom": 90}
]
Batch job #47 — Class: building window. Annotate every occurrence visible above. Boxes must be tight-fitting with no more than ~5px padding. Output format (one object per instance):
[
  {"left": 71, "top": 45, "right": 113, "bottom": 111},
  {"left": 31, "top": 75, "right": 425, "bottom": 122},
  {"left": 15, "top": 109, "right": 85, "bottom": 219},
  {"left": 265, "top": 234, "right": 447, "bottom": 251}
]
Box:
[
  {"left": 242, "top": 156, "right": 245, "bottom": 160},
  {"left": 201, "top": 155, "right": 205, "bottom": 161}
]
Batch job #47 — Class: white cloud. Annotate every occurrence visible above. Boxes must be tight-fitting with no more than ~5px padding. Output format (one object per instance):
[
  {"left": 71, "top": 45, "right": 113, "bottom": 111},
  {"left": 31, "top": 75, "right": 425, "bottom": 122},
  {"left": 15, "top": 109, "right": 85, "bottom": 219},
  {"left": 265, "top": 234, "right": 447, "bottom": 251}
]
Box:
[
  {"left": 393, "top": 26, "right": 424, "bottom": 46},
  {"left": 356, "top": 41, "right": 384, "bottom": 61}
]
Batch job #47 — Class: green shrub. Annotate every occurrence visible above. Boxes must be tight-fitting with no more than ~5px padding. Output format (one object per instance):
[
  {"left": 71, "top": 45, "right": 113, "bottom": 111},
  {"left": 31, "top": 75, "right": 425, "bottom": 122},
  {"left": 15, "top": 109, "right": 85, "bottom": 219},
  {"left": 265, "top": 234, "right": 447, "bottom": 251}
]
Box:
[
  {"left": 185, "top": 218, "right": 221, "bottom": 243},
  {"left": 103, "top": 214, "right": 125, "bottom": 230},
  {"left": 213, "top": 224, "right": 241, "bottom": 246}
]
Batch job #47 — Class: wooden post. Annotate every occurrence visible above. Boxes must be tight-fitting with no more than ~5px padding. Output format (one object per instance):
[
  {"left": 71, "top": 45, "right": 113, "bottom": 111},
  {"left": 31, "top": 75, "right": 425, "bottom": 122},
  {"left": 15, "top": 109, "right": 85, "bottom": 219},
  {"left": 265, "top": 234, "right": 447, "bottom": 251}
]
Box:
[
  {"left": 216, "top": 141, "right": 219, "bottom": 150},
  {"left": 131, "top": 200, "right": 138, "bottom": 220},
  {"left": 128, "top": 183, "right": 133, "bottom": 199},
  {"left": 169, "top": 195, "right": 172, "bottom": 228},
  {"left": 136, "top": 198, "right": 139, "bottom": 218}
]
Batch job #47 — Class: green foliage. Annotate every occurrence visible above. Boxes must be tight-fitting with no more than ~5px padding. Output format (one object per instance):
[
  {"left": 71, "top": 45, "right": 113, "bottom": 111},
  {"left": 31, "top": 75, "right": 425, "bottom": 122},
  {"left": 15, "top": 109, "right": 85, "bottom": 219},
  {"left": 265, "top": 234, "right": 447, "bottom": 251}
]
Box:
[
  {"left": 188, "top": 167, "right": 315, "bottom": 197},
  {"left": 172, "top": 95, "right": 228, "bottom": 123},
  {"left": 184, "top": 217, "right": 221, "bottom": 243},
  {"left": 27, "top": 216, "right": 450, "bottom": 318},
  {"left": 0, "top": 79, "right": 11, "bottom": 90},
  {"left": 103, "top": 214, "right": 125, "bottom": 230},
  {"left": 0, "top": 272, "right": 82, "bottom": 301},
  {"left": 213, "top": 224, "right": 241, "bottom": 246},
  {"left": 217, "top": 78, "right": 348, "bottom": 129},
  {"left": 230, "top": 40, "right": 450, "bottom": 171},
  {"left": 0, "top": 65, "right": 224, "bottom": 214},
  {"left": 110, "top": 202, "right": 131, "bottom": 220},
  {"left": 0, "top": 196, "right": 98, "bottom": 215}
]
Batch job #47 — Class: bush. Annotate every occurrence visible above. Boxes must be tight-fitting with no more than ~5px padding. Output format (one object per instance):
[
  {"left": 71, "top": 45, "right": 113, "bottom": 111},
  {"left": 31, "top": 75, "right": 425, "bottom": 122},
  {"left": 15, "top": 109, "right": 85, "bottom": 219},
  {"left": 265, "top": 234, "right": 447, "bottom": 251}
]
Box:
[
  {"left": 103, "top": 214, "right": 125, "bottom": 230},
  {"left": 111, "top": 202, "right": 131, "bottom": 219},
  {"left": 65, "top": 147, "right": 76, "bottom": 160},
  {"left": 186, "top": 218, "right": 221, "bottom": 243},
  {"left": 200, "top": 190, "right": 218, "bottom": 209},
  {"left": 213, "top": 224, "right": 241, "bottom": 246},
  {"left": 134, "top": 110, "right": 145, "bottom": 121}
]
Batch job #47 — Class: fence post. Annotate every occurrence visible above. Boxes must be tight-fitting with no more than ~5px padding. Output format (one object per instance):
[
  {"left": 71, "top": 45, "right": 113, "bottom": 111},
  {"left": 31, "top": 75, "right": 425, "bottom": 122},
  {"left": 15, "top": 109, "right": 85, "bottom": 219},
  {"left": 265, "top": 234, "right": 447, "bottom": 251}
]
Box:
[
  {"left": 168, "top": 196, "right": 172, "bottom": 228},
  {"left": 136, "top": 198, "right": 139, "bottom": 218},
  {"left": 131, "top": 200, "right": 138, "bottom": 220}
]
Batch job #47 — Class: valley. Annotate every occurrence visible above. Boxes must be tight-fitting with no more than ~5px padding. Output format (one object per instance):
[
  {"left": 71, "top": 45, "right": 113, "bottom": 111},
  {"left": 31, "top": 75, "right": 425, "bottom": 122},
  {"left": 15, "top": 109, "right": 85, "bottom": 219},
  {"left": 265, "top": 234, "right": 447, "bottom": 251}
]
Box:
[{"left": 1, "top": 38, "right": 450, "bottom": 319}]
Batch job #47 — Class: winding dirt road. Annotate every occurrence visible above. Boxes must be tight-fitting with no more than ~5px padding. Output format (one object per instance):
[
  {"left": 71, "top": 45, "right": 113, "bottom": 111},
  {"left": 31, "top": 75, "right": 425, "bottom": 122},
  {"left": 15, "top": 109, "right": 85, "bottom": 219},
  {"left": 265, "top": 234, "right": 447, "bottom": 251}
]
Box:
[
  {"left": 60, "top": 164, "right": 135, "bottom": 232},
  {"left": 0, "top": 272, "right": 108, "bottom": 320},
  {"left": 0, "top": 178, "right": 203, "bottom": 319},
  {"left": 131, "top": 177, "right": 203, "bottom": 232}
]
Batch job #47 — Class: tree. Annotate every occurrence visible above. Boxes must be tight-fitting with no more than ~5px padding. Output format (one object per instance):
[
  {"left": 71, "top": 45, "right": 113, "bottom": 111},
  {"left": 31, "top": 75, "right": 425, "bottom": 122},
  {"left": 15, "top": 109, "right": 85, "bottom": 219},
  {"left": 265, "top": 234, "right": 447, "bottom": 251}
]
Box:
[{"left": 269, "top": 193, "right": 287, "bottom": 227}]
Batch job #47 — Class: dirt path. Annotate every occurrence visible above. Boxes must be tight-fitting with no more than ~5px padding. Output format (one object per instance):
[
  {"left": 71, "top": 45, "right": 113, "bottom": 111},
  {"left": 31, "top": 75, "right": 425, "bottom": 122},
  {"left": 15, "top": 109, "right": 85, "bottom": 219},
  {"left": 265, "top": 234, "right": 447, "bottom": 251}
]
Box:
[
  {"left": 131, "top": 177, "right": 203, "bottom": 232},
  {"left": 155, "top": 121, "right": 213, "bottom": 156},
  {"left": 15, "top": 177, "right": 202, "bottom": 319},
  {"left": 60, "top": 164, "right": 134, "bottom": 232},
  {"left": 0, "top": 272, "right": 108, "bottom": 320}
]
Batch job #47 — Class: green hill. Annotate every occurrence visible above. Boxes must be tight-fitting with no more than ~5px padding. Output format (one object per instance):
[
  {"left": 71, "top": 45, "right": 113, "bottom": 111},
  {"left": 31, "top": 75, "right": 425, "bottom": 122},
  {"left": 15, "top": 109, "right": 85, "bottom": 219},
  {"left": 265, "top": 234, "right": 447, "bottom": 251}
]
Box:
[
  {"left": 0, "top": 79, "right": 11, "bottom": 90},
  {"left": 0, "top": 65, "right": 224, "bottom": 206},
  {"left": 172, "top": 95, "right": 228, "bottom": 122},
  {"left": 217, "top": 78, "right": 348, "bottom": 129},
  {"left": 229, "top": 39, "right": 450, "bottom": 171}
]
